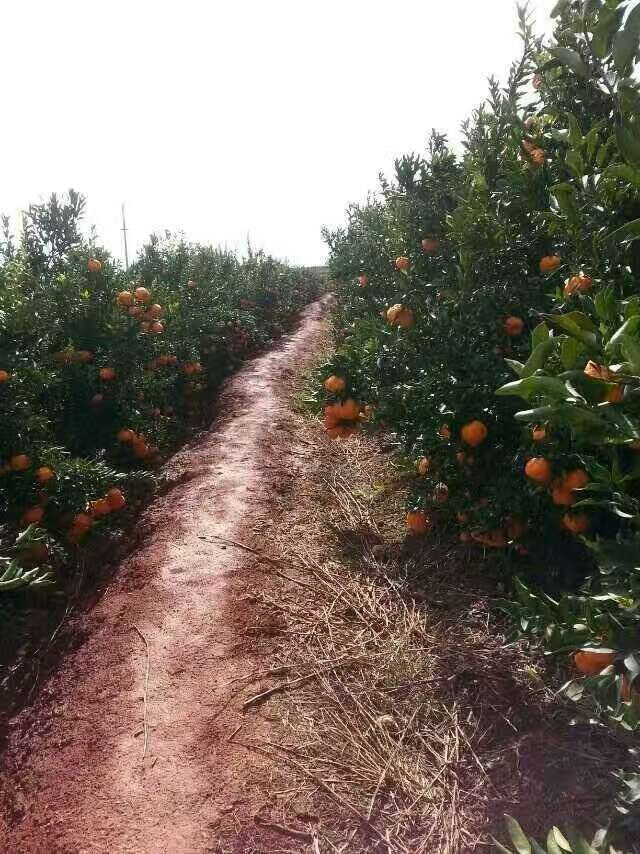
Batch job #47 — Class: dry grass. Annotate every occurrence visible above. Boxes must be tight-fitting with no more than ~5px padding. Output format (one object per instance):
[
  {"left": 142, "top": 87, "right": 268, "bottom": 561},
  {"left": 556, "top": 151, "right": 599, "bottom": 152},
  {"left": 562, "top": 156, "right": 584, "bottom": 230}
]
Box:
[{"left": 233, "top": 431, "right": 560, "bottom": 853}]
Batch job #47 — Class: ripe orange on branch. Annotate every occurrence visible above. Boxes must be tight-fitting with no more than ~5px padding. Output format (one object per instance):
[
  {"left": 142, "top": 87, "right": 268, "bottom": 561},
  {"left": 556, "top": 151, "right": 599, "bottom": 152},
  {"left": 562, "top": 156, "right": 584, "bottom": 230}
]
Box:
[
  {"left": 539, "top": 254, "right": 561, "bottom": 274},
  {"left": 35, "top": 466, "right": 55, "bottom": 484},
  {"left": 406, "top": 510, "right": 430, "bottom": 534},
  {"left": 134, "top": 287, "right": 152, "bottom": 304},
  {"left": 573, "top": 648, "right": 616, "bottom": 676},
  {"left": 117, "top": 291, "right": 134, "bottom": 307},
  {"left": 460, "top": 420, "right": 488, "bottom": 447},
  {"left": 358, "top": 275, "right": 368, "bottom": 287},
  {"left": 106, "top": 488, "right": 126, "bottom": 510},
  {"left": 87, "top": 258, "right": 102, "bottom": 273},
  {"left": 0, "top": 370, "right": 10, "bottom": 383},
  {"left": 323, "top": 375, "right": 346, "bottom": 394},
  {"left": 504, "top": 316, "right": 524, "bottom": 336},
  {"left": 394, "top": 256, "right": 410, "bottom": 272},
  {"left": 525, "top": 457, "right": 552, "bottom": 484},
  {"left": 562, "top": 512, "right": 590, "bottom": 534},
  {"left": 386, "top": 304, "right": 414, "bottom": 328},
  {"left": 99, "top": 367, "right": 116, "bottom": 381},
  {"left": 9, "top": 454, "right": 31, "bottom": 471}
]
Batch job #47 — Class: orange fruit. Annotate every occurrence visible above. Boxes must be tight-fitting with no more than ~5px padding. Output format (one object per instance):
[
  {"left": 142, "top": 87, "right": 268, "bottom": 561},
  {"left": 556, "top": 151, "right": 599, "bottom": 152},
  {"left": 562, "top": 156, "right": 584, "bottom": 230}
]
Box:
[
  {"left": 539, "top": 254, "right": 561, "bottom": 274},
  {"left": 358, "top": 275, "right": 368, "bottom": 287},
  {"left": 438, "top": 424, "right": 451, "bottom": 440},
  {"left": 421, "top": 236, "right": 440, "bottom": 254},
  {"left": 187, "top": 279, "right": 196, "bottom": 289},
  {"left": 323, "top": 375, "right": 346, "bottom": 394},
  {"left": 504, "top": 316, "right": 524, "bottom": 336},
  {"left": 134, "top": 286, "right": 152, "bottom": 304},
  {"left": 532, "top": 426, "right": 547, "bottom": 442},
  {"left": 530, "top": 148, "right": 545, "bottom": 166},
  {"left": 551, "top": 484, "right": 575, "bottom": 506},
  {"left": 150, "top": 321, "right": 165, "bottom": 334},
  {"left": 22, "top": 506, "right": 44, "bottom": 525},
  {"left": 72, "top": 512, "right": 93, "bottom": 530},
  {"left": 562, "top": 512, "right": 590, "bottom": 534},
  {"left": 117, "top": 428, "right": 136, "bottom": 443},
  {"left": 416, "top": 456, "right": 431, "bottom": 476},
  {"left": 9, "top": 454, "right": 31, "bottom": 471},
  {"left": 406, "top": 510, "right": 430, "bottom": 534},
  {"left": 564, "top": 274, "right": 593, "bottom": 297},
  {"left": 74, "top": 350, "right": 93, "bottom": 364},
  {"left": 128, "top": 306, "right": 142, "bottom": 318},
  {"left": 395, "top": 256, "right": 410, "bottom": 272},
  {"left": 117, "top": 291, "right": 134, "bottom": 307},
  {"left": 386, "top": 304, "right": 404, "bottom": 325},
  {"left": 35, "top": 466, "right": 55, "bottom": 484},
  {"left": 106, "top": 488, "right": 126, "bottom": 510},
  {"left": 606, "top": 384, "right": 624, "bottom": 404},
  {"left": 89, "top": 498, "right": 111, "bottom": 517},
  {"left": 0, "top": 370, "right": 10, "bottom": 383},
  {"left": 87, "top": 258, "right": 102, "bottom": 273},
  {"left": 525, "top": 457, "right": 552, "bottom": 484},
  {"left": 99, "top": 367, "right": 116, "bottom": 381},
  {"left": 149, "top": 304, "right": 163, "bottom": 319},
  {"left": 573, "top": 648, "right": 616, "bottom": 676},
  {"left": 460, "top": 420, "right": 488, "bottom": 447},
  {"left": 563, "top": 469, "right": 589, "bottom": 491}
]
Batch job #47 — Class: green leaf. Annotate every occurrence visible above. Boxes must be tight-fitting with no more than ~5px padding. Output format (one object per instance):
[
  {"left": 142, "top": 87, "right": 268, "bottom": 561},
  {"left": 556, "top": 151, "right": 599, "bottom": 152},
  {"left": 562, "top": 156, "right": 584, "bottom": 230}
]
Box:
[
  {"left": 532, "top": 322, "right": 550, "bottom": 350},
  {"left": 551, "top": 827, "right": 572, "bottom": 851},
  {"left": 592, "top": 6, "right": 622, "bottom": 59},
  {"left": 613, "top": 29, "right": 639, "bottom": 75},
  {"left": 594, "top": 286, "right": 617, "bottom": 324},
  {"left": 496, "top": 375, "right": 569, "bottom": 401},
  {"left": 505, "top": 358, "right": 526, "bottom": 377},
  {"left": 548, "top": 46, "right": 589, "bottom": 78},
  {"left": 605, "top": 217, "right": 640, "bottom": 243},
  {"left": 546, "top": 830, "right": 564, "bottom": 854},
  {"left": 565, "top": 150, "right": 585, "bottom": 177},
  {"left": 621, "top": 335, "right": 640, "bottom": 372},
  {"left": 606, "top": 315, "right": 640, "bottom": 357},
  {"left": 560, "top": 335, "right": 586, "bottom": 369},
  {"left": 547, "top": 312, "right": 598, "bottom": 348},
  {"left": 551, "top": 182, "right": 579, "bottom": 216},
  {"left": 490, "top": 838, "right": 514, "bottom": 854},
  {"left": 551, "top": 0, "right": 571, "bottom": 15},
  {"left": 616, "top": 121, "right": 640, "bottom": 168},
  {"left": 521, "top": 339, "right": 556, "bottom": 378},
  {"left": 504, "top": 816, "right": 532, "bottom": 854}
]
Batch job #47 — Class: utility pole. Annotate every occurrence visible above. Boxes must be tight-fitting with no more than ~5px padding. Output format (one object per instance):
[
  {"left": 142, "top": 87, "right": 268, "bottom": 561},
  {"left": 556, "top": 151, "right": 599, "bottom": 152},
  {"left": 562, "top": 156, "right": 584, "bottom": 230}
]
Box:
[{"left": 121, "top": 203, "right": 129, "bottom": 270}]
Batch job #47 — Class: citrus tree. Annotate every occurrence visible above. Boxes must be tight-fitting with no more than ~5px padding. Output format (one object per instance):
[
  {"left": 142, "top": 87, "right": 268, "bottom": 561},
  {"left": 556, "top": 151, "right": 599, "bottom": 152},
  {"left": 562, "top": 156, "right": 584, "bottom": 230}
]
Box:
[
  {"left": 321, "top": 0, "right": 640, "bottom": 726},
  {"left": 0, "top": 193, "right": 323, "bottom": 599}
]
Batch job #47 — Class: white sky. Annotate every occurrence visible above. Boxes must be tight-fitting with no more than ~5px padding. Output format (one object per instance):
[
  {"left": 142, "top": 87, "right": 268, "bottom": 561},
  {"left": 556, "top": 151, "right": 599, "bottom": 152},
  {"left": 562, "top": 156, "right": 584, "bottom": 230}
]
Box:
[{"left": 2, "top": 0, "right": 556, "bottom": 266}]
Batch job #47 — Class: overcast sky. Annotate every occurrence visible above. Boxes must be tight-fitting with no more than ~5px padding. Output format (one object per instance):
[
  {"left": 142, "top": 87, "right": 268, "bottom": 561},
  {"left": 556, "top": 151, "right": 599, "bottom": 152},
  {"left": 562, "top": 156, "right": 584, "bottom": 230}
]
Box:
[{"left": 2, "top": 0, "right": 556, "bottom": 266}]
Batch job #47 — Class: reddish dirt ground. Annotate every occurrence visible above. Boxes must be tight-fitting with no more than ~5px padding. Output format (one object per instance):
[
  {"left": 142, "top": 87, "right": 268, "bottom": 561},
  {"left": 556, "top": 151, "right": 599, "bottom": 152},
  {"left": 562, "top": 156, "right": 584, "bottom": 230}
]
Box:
[{"left": 0, "top": 298, "right": 331, "bottom": 854}]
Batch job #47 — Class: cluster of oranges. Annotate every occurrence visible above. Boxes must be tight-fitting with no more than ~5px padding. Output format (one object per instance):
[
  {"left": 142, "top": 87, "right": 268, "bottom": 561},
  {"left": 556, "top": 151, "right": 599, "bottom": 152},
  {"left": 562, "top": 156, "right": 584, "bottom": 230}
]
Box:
[
  {"left": 68, "top": 487, "right": 126, "bottom": 543},
  {"left": 324, "top": 398, "right": 362, "bottom": 439},
  {"left": 117, "top": 428, "right": 158, "bottom": 461},
  {"left": 147, "top": 354, "right": 179, "bottom": 371},
  {"left": 116, "top": 286, "right": 165, "bottom": 335},
  {"left": 525, "top": 458, "right": 590, "bottom": 534}
]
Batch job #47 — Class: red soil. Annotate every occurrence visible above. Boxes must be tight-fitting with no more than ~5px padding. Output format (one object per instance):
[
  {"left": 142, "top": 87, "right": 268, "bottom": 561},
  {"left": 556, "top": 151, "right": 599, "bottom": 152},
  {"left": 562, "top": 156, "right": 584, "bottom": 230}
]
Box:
[{"left": 0, "top": 298, "right": 330, "bottom": 853}]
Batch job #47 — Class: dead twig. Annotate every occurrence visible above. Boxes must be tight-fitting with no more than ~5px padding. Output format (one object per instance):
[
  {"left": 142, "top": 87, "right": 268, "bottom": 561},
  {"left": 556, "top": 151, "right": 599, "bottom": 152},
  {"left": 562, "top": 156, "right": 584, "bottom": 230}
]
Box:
[{"left": 132, "top": 624, "right": 150, "bottom": 759}]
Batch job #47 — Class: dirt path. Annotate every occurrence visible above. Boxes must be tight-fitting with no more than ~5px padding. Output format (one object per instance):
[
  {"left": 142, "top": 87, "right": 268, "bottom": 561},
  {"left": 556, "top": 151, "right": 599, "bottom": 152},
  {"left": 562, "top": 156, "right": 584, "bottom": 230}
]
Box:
[{"left": 0, "top": 298, "right": 332, "bottom": 854}]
